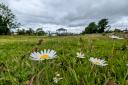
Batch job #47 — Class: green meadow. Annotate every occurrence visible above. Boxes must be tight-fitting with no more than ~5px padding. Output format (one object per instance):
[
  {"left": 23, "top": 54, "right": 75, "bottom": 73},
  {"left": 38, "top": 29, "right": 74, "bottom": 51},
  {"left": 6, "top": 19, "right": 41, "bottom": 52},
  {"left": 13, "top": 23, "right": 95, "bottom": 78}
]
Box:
[{"left": 0, "top": 35, "right": 128, "bottom": 85}]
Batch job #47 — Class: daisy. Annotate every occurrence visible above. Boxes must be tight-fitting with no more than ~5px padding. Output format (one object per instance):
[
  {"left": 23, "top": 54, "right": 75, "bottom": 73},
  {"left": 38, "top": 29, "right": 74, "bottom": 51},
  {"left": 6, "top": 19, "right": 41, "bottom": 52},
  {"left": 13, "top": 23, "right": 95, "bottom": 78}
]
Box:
[
  {"left": 30, "top": 49, "right": 57, "bottom": 60},
  {"left": 89, "top": 57, "right": 108, "bottom": 66},
  {"left": 53, "top": 77, "right": 63, "bottom": 83},
  {"left": 55, "top": 72, "right": 60, "bottom": 77},
  {"left": 76, "top": 52, "right": 85, "bottom": 58},
  {"left": 126, "top": 64, "right": 128, "bottom": 67},
  {"left": 109, "top": 35, "right": 124, "bottom": 39},
  {"left": 53, "top": 72, "right": 63, "bottom": 83}
]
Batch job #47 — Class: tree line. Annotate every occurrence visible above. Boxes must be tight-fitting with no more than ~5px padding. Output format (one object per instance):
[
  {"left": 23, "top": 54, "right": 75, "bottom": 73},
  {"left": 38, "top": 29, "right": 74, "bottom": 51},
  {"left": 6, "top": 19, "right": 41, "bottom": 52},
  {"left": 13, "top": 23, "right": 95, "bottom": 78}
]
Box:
[{"left": 15, "top": 28, "right": 46, "bottom": 36}]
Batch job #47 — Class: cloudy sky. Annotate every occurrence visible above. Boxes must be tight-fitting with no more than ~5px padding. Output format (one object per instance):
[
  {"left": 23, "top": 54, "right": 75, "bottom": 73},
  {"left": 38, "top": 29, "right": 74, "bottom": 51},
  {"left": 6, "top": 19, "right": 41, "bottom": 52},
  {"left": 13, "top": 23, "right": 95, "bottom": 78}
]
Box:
[{"left": 2, "top": 0, "right": 128, "bottom": 33}]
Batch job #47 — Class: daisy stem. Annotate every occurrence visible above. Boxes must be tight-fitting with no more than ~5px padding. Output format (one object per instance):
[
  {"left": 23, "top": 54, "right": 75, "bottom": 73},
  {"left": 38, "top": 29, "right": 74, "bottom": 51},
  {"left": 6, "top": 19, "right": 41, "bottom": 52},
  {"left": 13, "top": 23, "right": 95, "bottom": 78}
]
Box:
[
  {"left": 29, "top": 68, "right": 44, "bottom": 85},
  {"left": 111, "top": 39, "right": 115, "bottom": 58}
]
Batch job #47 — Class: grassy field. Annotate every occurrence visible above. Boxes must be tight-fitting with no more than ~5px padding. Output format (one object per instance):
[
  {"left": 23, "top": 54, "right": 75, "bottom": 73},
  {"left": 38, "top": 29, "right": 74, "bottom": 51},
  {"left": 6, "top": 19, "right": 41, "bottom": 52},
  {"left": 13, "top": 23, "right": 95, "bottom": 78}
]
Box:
[{"left": 0, "top": 35, "right": 128, "bottom": 85}]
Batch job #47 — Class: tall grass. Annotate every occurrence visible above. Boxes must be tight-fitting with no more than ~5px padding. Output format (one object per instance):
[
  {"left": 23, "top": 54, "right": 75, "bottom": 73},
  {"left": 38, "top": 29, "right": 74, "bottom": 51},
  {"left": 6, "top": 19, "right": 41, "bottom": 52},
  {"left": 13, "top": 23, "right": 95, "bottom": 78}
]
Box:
[{"left": 0, "top": 35, "right": 128, "bottom": 85}]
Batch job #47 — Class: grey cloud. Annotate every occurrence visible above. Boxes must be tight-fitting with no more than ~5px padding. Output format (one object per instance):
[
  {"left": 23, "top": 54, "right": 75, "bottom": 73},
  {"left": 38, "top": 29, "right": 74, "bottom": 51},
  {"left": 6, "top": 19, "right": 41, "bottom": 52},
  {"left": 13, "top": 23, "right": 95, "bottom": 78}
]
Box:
[{"left": 4, "top": 0, "right": 128, "bottom": 29}]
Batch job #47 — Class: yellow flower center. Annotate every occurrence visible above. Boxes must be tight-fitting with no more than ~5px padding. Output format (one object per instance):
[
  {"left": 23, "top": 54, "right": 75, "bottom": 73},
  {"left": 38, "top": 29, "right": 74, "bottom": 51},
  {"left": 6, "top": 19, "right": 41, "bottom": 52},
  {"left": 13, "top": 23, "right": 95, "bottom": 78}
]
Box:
[
  {"left": 94, "top": 61, "right": 100, "bottom": 65},
  {"left": 40, "top": 54, "right": 48, "bottom": 59}
]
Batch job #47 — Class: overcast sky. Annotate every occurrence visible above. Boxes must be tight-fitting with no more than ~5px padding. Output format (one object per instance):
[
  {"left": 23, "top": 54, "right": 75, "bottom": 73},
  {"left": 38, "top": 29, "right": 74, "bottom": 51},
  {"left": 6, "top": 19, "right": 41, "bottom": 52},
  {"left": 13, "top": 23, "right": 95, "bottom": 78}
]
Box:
[{"left": 2, "top": 0, "right": 128, "bottom": 32}]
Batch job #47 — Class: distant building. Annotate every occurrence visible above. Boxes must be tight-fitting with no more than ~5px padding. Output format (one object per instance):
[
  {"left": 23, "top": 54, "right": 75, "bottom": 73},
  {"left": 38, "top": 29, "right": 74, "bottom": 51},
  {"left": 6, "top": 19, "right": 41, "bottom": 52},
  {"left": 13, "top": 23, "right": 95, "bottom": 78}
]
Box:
[
  {"left": 51, "top": 33, "right": 57, "bottom": 36},
  {"left": 13, "top": 32, "right": 18, "bottom": 35},
  {"left": 56, "top": 28, "right": 67, "bottom": 34}
]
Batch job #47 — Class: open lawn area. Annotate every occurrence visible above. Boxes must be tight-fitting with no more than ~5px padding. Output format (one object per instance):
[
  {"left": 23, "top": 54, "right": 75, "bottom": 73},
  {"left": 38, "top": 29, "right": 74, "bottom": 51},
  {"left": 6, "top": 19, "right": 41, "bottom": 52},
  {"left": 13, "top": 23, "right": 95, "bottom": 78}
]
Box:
[{"left": 0, "top": 35, "right": 128, "bottom": 85}]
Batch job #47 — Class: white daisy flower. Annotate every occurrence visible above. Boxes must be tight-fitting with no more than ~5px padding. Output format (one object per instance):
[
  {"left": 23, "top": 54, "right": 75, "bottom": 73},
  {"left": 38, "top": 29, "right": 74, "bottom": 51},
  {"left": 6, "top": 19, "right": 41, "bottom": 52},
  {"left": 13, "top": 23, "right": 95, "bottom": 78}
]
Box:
[
  {"left": 76, "top": 52, "right": 85, "bottom": 58},
  {"left": 30, "top": 49, "right": 57, "bottom": 60},
  {"left": 53, "top": 77, "right": 63, "bottom": 83},
  {"left": 55, "top": 72, "right": 60, "bottom": 77},
  {"left": 109, "top": 35, "right": 124, "bottom": 39},
  {"left": 89, "top": 57, "right": 108, "bottom": 66},
  {"left": 126, "top": 64, "right": 128, "bottom": 67},
  {"left": 55, "top": 72, "right": 61, "bottom": 77},
  {"left": 53, "top": 72, "right": 63, "bottom": 83}
]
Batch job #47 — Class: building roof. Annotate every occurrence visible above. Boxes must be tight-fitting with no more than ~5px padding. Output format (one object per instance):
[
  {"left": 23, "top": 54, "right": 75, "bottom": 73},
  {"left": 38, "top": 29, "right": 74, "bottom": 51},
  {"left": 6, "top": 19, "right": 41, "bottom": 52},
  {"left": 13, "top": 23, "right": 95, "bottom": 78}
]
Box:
[{"left": 56, "top": 28, "right": 67, "bottom": 31}]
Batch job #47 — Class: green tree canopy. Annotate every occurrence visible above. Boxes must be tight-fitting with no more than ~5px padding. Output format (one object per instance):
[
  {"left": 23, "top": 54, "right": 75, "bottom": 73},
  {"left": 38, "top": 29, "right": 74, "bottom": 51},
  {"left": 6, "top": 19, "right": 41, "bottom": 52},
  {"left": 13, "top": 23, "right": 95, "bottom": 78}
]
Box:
[
  {"left": 83, "top": 22, "right": 97, "bottom": 34},
  {"left": 0, "top": 3, "right": 19, "bottom": 35},
  {"left": 97, "top": 19, "right": 109, "bottom": 33},
  {"left": 82, "top": 18, "right": 110, "bottom": 34},
  {"left": 36, "top": 28, "right": 46, "bottom": 36},
  {"left": 26, "top": 28, "right": 34, "bottom": 35}
]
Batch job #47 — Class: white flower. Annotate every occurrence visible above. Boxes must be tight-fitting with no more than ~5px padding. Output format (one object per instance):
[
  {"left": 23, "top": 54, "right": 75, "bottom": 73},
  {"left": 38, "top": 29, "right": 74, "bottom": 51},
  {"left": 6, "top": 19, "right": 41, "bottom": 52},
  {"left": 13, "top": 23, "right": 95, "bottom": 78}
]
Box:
[
  {"left": 55, "top": 72, "right": 60, "bottom": 77},
  {"left": 126, "top": 64, "right": 128, "bottom": 67},
  {"left": 53, "top": 72, "right": 63, "bottom": 83},
  {"left": 89, "top": 57, "right": 108, "bottom": 66},
  {"left": 56, "top": 73, "right": 60, "bottom": 77},
  {"left": 76, "top": 52, "right": 85, "bottom": 58},
  {"left": 30, "top": 49, "right": 57, "bottom": 60},
  {"left": 53, "top": 77, "right": 63, "bottom": 83},
  {"left": 109, "top": 35, "right": 124, "bottom": 39}
]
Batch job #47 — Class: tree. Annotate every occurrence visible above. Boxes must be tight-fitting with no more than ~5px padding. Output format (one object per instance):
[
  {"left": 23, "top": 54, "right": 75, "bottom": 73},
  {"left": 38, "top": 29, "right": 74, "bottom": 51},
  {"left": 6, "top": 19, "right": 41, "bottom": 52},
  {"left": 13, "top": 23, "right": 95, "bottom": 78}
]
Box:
[
  {"left": 36, "top": 28, "right": 45, "bottom": 36},
  {"left": 83, "top": 22, "right": 97, "bottom": 34},
  {"left": 17, "top": 29, "right": 26, "bottom": 35},
  {"left": 26, "top": 28, "right": 34, "bottom": 35},
  {"left": 113, "top": 29, "right": 122, "bottom": 33},
  {"left": 0, "top": 3, "right": 19, "bottom": 35},
  {"left": 97, "top": 19, "right": 109, "bottom": 33}
]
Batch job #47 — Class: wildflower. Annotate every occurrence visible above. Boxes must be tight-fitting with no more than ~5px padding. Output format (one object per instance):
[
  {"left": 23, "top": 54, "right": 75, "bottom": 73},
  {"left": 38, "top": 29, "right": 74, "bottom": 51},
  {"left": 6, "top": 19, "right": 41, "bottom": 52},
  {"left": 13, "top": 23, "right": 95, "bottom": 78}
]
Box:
[
  {"left": 126, "top": 64, "right": 128, "bottom": 67},
  {"left": 89, "top": 57, "right": 108, "bottom": 66},
  {"left": 56, "top": 73, "right": 60, "bottom": 77},
  {"left": 55, "top": 72, "right": 61, "bottom": 77},
  {"left": 76, "top": 52, "right": 85, "bottom": 58},
  {"left": 30, "top": 49, "right": 57, "bottom": 60},
  {"left": 53, "top": 72, "right": 63, "bottom": 83},
  {"left": 53, "top": 77, "right": 63, "bottom": 83},
  {"left": 109, "top": 35, "right": 124, "bottom": 39}
]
